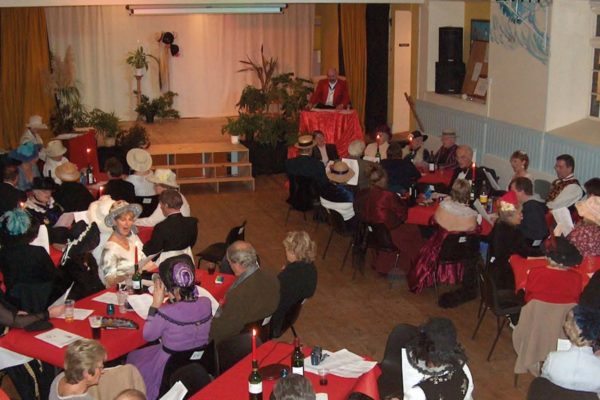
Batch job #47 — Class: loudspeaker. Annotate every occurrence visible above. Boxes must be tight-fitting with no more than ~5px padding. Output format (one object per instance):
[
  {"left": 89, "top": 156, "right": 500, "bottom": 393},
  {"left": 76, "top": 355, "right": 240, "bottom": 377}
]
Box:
[
  {"left": 435, "top": 62, "right": 466, "bottom": 94},
  {"left": 439, "top": 27, "right": 463, "bottom": 62}
]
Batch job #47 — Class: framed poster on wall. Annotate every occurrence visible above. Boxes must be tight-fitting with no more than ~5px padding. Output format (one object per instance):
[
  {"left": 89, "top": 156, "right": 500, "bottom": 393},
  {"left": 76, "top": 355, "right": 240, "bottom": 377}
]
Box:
[{"left": 470, "top": 19, "right": 490, "bottom": 47}]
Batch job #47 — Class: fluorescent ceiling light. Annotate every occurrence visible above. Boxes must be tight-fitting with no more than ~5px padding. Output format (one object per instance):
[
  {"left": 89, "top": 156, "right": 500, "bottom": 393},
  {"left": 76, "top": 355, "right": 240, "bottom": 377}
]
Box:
[{"left": 127, "top": 4, "right": 287, "bottom": 15}]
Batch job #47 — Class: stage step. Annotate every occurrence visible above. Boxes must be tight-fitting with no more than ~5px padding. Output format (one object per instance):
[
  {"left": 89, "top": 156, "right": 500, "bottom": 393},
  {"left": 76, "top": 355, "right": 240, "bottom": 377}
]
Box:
[
  {"left": 154, "top": 162, "right": 253, "bottom": 169},
  {"left": 177, "top": 176, "right": 255, "bottom": 191}
]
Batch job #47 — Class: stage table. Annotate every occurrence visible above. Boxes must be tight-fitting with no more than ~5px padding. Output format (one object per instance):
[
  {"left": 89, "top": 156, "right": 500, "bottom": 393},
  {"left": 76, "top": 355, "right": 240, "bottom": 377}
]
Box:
[
  {"left": 288, "top": 110, "right": 364, "bottom": 159},
  {"left": 510, "top": 255, "right": 600, "bottom": 293},
  {"left": 191, "top": 341, "right": 380, "bottom": 400},
  {"left": 418, "top": 169, "right": 453, "bottom": 187},
  {"left": 407, "top": 203, "right": 492, "bottom": 236}
]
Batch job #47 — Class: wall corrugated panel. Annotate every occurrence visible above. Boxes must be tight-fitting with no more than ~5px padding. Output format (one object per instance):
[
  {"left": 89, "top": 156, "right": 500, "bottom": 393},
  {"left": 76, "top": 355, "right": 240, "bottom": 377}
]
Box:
[
  {"left": 485, "top": 119, "right": 543, "bottom": 171},
  {"left": 543, "top": 135, "right": 600, "bottom": 183}
]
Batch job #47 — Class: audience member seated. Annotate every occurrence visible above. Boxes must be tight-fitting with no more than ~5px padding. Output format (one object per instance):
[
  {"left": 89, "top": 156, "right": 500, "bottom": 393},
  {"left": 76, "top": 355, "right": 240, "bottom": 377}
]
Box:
[
  {"left": 346, "top": 139, "right": 374, "bottom": 190},
  {"left": 103, "top": 157, "right": 136, "bottom": 204},
  {"left": 114, "top": 389, "right": 147, "bottom": 400},
  {"left": 271, "top": 231, "right": 318, "bottom": 338},
  {"left": 524, "top": 237, "right": 583, "bottom": 304},
  {"left": 308, "top": 67, "right": 350, "bottom": 110},
  {"left": 363, "top": 124, "right": 391, "bottom": 161},
  {"left": 9, "top": 141, "right": 42, "bottom": 191},
  {"left": 319, "top": 161, "right": 356, "bottom": 228},
  {"left": 509, "top": 150, "right": 532, "bottom": 182},
  {"left": 546, "top": 154, "right": 584, "bottom": 210},
  {"left": 567, "top": 196, "right": 600, "bottom": 257},
  {"left": 402, "top": 130, "right": 429, "bottom": 167},
  {"left": 408, "top": 179, "right": 479, "bottom": 293},
  {"left": 401, "top": 317, "right": 474, "bottom": 399},
  {"left": 142, "top": 189, "right": 198, "bottom": 262},
  {"left": 448, "top": 145, "right": 495, "bottom": 195},
  {"left": 584, "top": 177, "right": 600, "bottom": 198},
  {"left": 431, "top": 129, "right": 458, "bottom": 170},
  {"left": 579, "top": 271, "right": 600, "bottom": 310},
  {"left": 49, "top": 339, "right": 146, "bottom": 400},
  {"left": 0, "top": 209, "right": 60, "bottom": 311},
  {"left": 286, "top": 135, "right": 327, "bottom": 186},
  {"left": 354, "top": 165, "right": 423, "bottom": 275},
  {"left": 0, "top": 162, "right": 26, "bottom": 216},
  {"left": 59, "top": 221, "right": 104, "bottom": 300},
  {"left": 487, "top": 191, "right": 544, "bottom": 291},
  {"left": 53, "top": 162, "right": 95, "bottom": 212},
  {"left": 43, "top": 140, "right": 69, "bottom": 183},
  {"left": 87, "top": 195, "right": 116, "bottom": 263},
  {"left": 270, "top": 374, "right": 316, "bottom": 400},
  {"left": 380, "top": 141, "right": 420, "bottom": 194},
  {"left": 99, "top": 200, "right": 155, "bottom": 287},
  {"left": 511, "top": 177, "right": 549, "bottom": 246},
  {"left": 20, "top": 115, "right": 46, "bottom": 149},
  {"left": 311, "top": 130, "right": 339, "bottom": 165},
  {"left": 540, "top": 305, "right": 600, "bottom": 394},
  {"left": 127, "top": 255, "right": 212, "bottom": 400},
  {"left": 210, "top": 241, "right": 280, "bottom": 344},
  {"left": 125, "top": 149, "right": 156, "bottom": 197},
  {"left": 136, "top": 169, "right": 191, "bottom": 227},
  {"left": 25, "top": 176, "right": 69, "bottom": 244}
]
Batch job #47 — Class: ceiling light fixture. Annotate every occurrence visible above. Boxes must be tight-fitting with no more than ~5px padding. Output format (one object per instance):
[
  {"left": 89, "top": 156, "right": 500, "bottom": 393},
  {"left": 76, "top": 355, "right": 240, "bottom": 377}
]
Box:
[{"left": 126, "top": 4, "right": 287, "bottom": 15}]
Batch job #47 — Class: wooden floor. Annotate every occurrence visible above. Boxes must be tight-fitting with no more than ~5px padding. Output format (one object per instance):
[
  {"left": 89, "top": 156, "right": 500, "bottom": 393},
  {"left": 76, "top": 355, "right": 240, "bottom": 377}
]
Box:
[{"left": 181, "top": 174, "right": 533, "bottom": 400}]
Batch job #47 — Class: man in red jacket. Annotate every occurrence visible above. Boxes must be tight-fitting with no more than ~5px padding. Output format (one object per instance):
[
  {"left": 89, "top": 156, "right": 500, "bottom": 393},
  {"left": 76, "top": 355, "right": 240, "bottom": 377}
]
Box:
[{"left": 308, "top": 68, "right": 350, "bottom": 110}]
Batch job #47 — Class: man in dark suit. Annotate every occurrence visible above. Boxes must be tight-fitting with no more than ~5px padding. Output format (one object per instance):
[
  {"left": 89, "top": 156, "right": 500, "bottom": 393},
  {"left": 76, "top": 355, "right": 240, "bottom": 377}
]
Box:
[
  {"left": 308, "top": 68, "right": 350, "bottom": 110},
  {"left": 311, "top": 130, "right": 339, "bottom": 165},
  {"left": 0, "top": 163, "right": 27, "bottom": 216},
  {"left": 210, "top": 241, "right": 280, "bottom": 344},
  {"left": 143, "top": 190, "right": 198, "bottom": 256},
  {"left": 103, "top": 157, "right": 136, "bottom": 204},
  {"left": 285, "top": 135, "right": 327, "bottom": 186},
  {"left": 447, "top": 145, "right": 497, "bottom": 196}
]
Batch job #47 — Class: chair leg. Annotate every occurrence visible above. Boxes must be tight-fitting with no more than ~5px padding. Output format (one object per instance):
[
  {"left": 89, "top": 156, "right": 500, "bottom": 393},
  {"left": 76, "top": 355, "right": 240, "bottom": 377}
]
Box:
[
  {"left": 486, "top": 316, "right": 506, "bottom": 361},
  {"left": 471, "top": 307, "right": 488, "bottom": 340},
  {"left": 285, "top": 207, "right": 292, "bottom": 225},
  {"left": 322, "top": 227, "right": 334, "bottom": 260},
  {"left": 476, "top": 296, "right": 485, "bottom": 319},
  {"left": 290, "top": 324, "right": 298, "bottom": 338},
  {"left": 341, "top": 238, "right": 352, "bottom": 269},
  {"left": 387, "top": 253, "right": 401, "bottom": 288}
]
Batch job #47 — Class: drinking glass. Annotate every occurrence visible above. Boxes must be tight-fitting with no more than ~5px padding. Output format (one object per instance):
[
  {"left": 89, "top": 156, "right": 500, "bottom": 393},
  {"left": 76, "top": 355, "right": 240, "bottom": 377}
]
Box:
[
  {"left": 89, "top": 315, "right": 102, "bottom": 339},
  {"left": 64, "top": 300, "right": 75, "bottom": 322},
  {"left": 117, "top": 290, "right": 128, "bottom": 314},
  {"left": 318, "top": 368, "right": 328, "bottom": 386}
]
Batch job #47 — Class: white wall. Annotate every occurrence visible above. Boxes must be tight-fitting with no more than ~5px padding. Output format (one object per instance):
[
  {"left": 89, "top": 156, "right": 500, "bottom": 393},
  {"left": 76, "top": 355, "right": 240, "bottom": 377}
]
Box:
[{"left": 545, "top": 0, "right": 594, "bottom": 131}]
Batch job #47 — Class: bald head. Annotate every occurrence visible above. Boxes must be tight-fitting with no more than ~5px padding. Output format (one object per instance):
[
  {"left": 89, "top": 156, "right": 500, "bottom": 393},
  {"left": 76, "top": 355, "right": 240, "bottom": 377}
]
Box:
[
  {"left": 456, "top": 145, "right": 473, "bottom": 169},
  {"left": 327, "top": 68, "right": 338, "bottom": 84}
]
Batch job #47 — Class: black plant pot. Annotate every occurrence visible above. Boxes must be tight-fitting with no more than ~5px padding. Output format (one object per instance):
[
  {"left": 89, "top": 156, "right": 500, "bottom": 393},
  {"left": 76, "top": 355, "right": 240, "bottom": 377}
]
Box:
[
  {"left": 242, "top": 139, "right": 288, "bottom": 176},
  {"left": 144, "top": 113, "right": 155, "bottom": 123}
]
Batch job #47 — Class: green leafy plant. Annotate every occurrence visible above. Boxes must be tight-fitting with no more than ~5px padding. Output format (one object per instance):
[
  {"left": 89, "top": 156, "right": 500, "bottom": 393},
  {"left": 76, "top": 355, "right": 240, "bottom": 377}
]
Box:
[
  {"left": 135, "top": 91, "right": 180, "bottom": 123},
  {"left": 87, "top": 109, "right": 121, "bottom": 138},
  {"left": 116, "top": 124, "right": 150, "bottom": 152},
  {"left": 126, "top": 46, "right": 158, "bottom": 71}
]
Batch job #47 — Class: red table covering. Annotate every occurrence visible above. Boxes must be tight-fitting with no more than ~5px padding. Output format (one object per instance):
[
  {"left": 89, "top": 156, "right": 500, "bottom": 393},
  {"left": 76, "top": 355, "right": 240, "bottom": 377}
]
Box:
[
  {"left": 407, "top": 204, "right": 492, "bottom": 236},
  {"left": 510, "top": 255, "right": 600, "bottom": 293},
  {"left": 418, "top": 169, "right": 453, "bottom": 187},
  {"left": 63, "top": 131, "right": 101, "bottom": 174},
  {"left": 195, "top": 269, "right": 236, "bottom": 302},
  {"left": 191, "top": 341, "right": 380, "bottom": 400},
  {"left": 288, "top": 110, "right": 364, "bottom": 159}
]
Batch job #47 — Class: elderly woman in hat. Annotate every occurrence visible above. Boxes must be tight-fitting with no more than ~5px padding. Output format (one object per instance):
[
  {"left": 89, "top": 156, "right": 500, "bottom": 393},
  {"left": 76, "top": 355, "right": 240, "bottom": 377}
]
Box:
[
  {"left": 125, "top": 149, "right": 155, "bottom": 197},
  {"left": 25, "top": 176, "right": 69, "bottom": 244},
  {"left": 432, "top": 129, "right": 458, "bottom": 170},
  {"left": 126, "top": 255, "right": 212, "bottom": 400},
  {"left": 319, "top": 160, "right": 357, "bottom": 227},
  {"left": 364, "top": 124, "right": 391, "bottom": 161},
  {"left": 541, "top": 305, "right": 600, "bottom": 393},
  {"left": 99, "top": 200, "right": 155, "bottom": 287},
  {"left": 346, "top": 140, "right": 374, "bottom": 190},
  {"left": 19, "top": 115, "right": 46, "bottom": 147},
  {"left": 42, "top": 140, "right": 69, "bottom": 184},
  {"left": 53, "top": 162, "right": 95, "bottom": 212},
  {"left": 135, "top": 169, "right": 191, "bottom": 227},
  {"left": 567, "top": 196, "right": 600, "bottom": 257},
  {"left": 9, "top": 141, "right": 42, "bottom": 191},
  {"left": 402, "top": 130, "right": 430, "bottom": 166},
  {"left": 380, "top": 141, "right": 421, "bottom": 194}
]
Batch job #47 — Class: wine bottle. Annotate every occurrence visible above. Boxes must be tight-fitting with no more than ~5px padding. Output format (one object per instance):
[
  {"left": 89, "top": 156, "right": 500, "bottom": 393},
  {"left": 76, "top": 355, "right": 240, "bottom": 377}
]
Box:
[
  {"left": 291, "top": 337, "right": 304, "bottom": 376},
  {"left": 132, "top": 262, "right": 143, "bottom": 295},
  {"left": 86, "top": 164, "right": 94, "bottom": 185},
  {"left": 248, "top": 360, "right": 263, "bottom": 400},
  {"left": 375, "top": 145, "right": 381, "bottom": 162},
  {"left": 479, "top": 180, "right": 489, "bottom": 207},
  {"left": 469, "top": 180, "right": 476, "bottom": 202}
]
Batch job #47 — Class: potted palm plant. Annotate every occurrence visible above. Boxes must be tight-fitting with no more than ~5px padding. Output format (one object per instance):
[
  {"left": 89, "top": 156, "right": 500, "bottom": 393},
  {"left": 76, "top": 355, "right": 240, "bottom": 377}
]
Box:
[
  {"left": 87, "top": 109, "right": 121, "bottom": 147},
  {"left": 135, "top": 91, "right": 180, "bottom": 123}
]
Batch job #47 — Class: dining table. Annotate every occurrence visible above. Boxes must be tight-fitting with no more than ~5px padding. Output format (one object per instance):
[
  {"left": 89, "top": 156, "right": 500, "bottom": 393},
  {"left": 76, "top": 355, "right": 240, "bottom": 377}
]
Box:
[
  {"left": 190, "top": 340, "right": 381, "bottom": 400},
  {"left": 407, "top": 203, "right": 493, "bottom": 236},
  {"left": 417, "top": 168, "right": 453, "bottom": 187}
]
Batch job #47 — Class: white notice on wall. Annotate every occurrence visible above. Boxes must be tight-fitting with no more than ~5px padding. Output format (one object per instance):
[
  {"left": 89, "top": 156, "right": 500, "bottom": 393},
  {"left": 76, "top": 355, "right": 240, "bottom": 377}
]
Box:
[
  {"left": 474, "top": 78, "right": 489, "bottom": 97},
  {"left": 471, "top": 62, "right": 483, "bottom": 82}
]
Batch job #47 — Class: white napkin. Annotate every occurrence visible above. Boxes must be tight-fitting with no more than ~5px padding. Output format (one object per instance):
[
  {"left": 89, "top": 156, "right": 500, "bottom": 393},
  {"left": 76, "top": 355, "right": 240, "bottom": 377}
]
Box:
[
  {"left": 93, "top": 292, "right": 118, "bottom": 304},
  {"left": 127, "top": 294, "right": 154, "bottom": 320},
  {"left": 57, "top": 308, "right": 94, "bottom": 320},
  {"left": 159, "top": 381, "right": 187, "bottom": 400},
  {"left": 304, "top": 349, "right": 377, "bottom": 379}
]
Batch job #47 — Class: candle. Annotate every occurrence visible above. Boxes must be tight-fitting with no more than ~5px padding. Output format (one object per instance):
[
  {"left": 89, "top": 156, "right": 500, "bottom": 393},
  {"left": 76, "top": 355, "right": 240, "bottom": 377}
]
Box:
[
  {"left": 86, "top": 148, "right": 91, "bottom": 164},
  {"left": 134, "top": 246, "right": 138, "bottom": 265},
  {"left": 99, "top": 185, "right": 104, "bottom": 197},
  {"left": 471, "top": 162, "right": 476, "bottom": 182},
  {"left": 376, "top": 134, "right": 381, "bottom": 145},
  {"left": 19, "top": 202, "right": 25, "bottom": 209},
  {"left": 252, "top": 328, "right": 257, "bottom": 360}
]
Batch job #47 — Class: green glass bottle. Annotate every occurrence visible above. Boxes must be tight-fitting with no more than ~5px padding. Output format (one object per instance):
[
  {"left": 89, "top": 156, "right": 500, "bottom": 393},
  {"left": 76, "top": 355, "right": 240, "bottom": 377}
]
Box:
[
  {"left": 375, "top": 145, "right": 381, "bottom": 162},
  {"left": 248, "top": 360, "right": 263, "bottom": 400},
  {"left": 291, "top": 337, "right": 304, "bottom": 375},
  {"left": 132, "top": 263, "right": 143, "bottom": 295}
]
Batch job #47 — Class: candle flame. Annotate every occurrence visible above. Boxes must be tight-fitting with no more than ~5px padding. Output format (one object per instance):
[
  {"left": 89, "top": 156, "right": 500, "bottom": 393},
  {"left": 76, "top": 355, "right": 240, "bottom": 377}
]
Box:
[
  {"left": 86, "top": 148, "right": 91, "bottom": 153},
  {"left": 252, "top": 328, "right": 256, "bottom": 336},
  {"left": 471, "top": 162, "right": 476, "bottom": 168},
  {"left": 19, "top": 202, "right": 25, "bottom": 208}
]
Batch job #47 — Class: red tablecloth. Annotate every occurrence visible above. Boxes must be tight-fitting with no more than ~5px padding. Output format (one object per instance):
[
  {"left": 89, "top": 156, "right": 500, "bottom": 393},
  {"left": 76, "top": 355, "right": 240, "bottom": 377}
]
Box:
[
  {"left": 510, "top": 255, "right": 600, "bottom": 292},
  {"left": 195, "top": 269, "right": 236, "bottom": 302},
  {"left": 191, "top": 341, "right": 380, "bottom": 400},
  {"left": 418, "top": 169, "right": 453, "bottom": 187},
  {"left": 288, "top": 110, "right": 364, "bottom": 159},
  {"left": 50, "top": 247, "right": 63, "bottom": 266},
  {"left": 407, "top": 204, "right": 492, "bottom": 236},
  {"left": 63, "top": 131, "right": 101, "bottom": 174}
]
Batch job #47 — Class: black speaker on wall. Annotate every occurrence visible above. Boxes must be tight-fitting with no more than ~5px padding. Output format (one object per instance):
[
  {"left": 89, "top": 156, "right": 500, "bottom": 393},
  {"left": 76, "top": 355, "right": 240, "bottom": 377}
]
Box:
[
  {"left": 439, "top": 27, "right": 463, "bottom": 62},
  {"left": 435, "top": 62, "right": 466, "bottom": 94}
]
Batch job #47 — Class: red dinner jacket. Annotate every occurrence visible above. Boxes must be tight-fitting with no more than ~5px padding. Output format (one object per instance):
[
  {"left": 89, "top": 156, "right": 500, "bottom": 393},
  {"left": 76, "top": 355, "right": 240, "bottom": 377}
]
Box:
[{"left": 310, "top": 79, "right": 350, "bottom": 108}]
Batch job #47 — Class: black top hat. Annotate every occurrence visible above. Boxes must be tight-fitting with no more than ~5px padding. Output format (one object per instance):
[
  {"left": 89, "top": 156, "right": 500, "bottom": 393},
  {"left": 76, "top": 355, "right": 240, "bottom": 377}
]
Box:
[
  {"left": 411, "top": 130, "right": 428, "bottom": 142},
  {"left": 544, "top": 236, "right": 583, "bottom": 267},
  {"left": 31, "top": 177, "right": 56, "bottom": 191}
]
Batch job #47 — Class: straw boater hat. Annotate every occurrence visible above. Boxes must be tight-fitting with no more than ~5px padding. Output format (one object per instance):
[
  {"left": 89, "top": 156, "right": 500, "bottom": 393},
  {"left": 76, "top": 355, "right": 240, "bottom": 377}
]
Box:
[
  {"left": 26, "top": 115, "right": 48, "bottom": 130},
  {"left": 326, "top": 161, "right": 355, "bottom": 184},
  {"left": 441, "top": 129, "right": 457, "bottom": 138},
  {"left": 126, "top": 148, "right": 152, "bottom": 173},
  {"left": 9, "top": 142, "right": 42, "bottom": 162},
  {"left": 55, "top": 162, "right": 81, "bottom": 182},
  {"left": 147, "top": 168, "right": 179, "bottom": 188},
  {"left": 294, "top": 135, "right": 316, "bottom": 149},
  {"left": 45, "top": 140, "right": 67, "bottom": 158},
  {"left": 87, "top": 195, "right": 116, "bottom": 234},
  {"left": 104, "top": 200, "right": 142, "bottom": 228},
  {"left": 575, "top": 196, "right": 600, "bottom": 226}
]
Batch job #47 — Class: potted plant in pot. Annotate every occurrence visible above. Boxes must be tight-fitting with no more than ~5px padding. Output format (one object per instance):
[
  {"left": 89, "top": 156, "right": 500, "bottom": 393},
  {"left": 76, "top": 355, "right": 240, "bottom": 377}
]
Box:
[
  {"left": 126, "top": 46, "right": 158, "bottom": 77},
  {"left": 87, "top": 108, "right": 121, "bottom": 147},
  {"left": 116, "top": 124, "right": 150, "bottom": 153},
  {"left": 135, "top": 91, "right": 180, "bottom": 123}
]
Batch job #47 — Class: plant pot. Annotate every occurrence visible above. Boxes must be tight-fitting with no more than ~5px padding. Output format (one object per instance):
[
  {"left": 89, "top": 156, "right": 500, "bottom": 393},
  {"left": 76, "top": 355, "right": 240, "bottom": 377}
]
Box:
[
  {"left": 135, "top": 68, "right": 145, "bottom": 77},
  {"left": 144, "top": 113, "right": 155, "bottom": 123},
  {"left": 230, "top": 135, "right": 240, "bottom": 144}
]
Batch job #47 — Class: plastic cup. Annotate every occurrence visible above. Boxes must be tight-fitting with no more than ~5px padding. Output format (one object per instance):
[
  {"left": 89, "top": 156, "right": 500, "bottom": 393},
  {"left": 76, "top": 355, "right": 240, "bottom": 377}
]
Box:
[
  {"left": 117, "top": 290, "right": 128, "bottom": 314},
  {"left": 64, "top": 300, "right": 75, "bottom": 322},
  {"left": 318, "top": 368, "right": 328, "bottom": 386},
  {"left": 89, "top": 315, "right": 102, "bottom": 339}
]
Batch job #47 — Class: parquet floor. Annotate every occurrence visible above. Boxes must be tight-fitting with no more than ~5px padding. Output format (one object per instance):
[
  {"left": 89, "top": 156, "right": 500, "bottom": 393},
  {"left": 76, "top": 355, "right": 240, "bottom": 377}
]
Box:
[{"left": 182, "top": 174, "right": 533, "bottom": 400}]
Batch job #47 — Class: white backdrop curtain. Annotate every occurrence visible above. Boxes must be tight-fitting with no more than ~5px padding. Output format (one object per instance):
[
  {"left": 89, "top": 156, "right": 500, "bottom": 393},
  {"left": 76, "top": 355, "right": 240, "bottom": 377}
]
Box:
[{"left": 45, "top": 5, "right": 314, "bottom": 120}]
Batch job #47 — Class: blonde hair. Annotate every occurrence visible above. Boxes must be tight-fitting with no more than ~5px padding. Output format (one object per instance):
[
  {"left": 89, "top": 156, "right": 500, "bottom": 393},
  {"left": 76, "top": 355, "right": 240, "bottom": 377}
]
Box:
[
  {"left": 563, "top": 310, "right": 590, "bottom": 347},
  {"left": 283, "top": 231, "right": 316, "bottom": 263},
  {"left": 64, "top": 339, "right": 106, "bottom": 384},
  {"left": 498, "top": 205, "right": 521, "bottom": 225}
]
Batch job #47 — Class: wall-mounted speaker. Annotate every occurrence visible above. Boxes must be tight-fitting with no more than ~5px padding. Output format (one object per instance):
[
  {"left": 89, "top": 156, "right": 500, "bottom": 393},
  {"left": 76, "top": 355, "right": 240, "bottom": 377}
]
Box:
[
  {"left": 435, "top": 61, "right": 466, "bottom": 94},
  {"left": 439, "top": 27, "right": 463, "bottom": 63}
]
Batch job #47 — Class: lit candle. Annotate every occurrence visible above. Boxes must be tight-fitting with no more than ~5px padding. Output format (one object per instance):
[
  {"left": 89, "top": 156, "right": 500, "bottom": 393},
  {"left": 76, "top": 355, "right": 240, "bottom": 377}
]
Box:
[
  {"left": 252, "top": 328, "right": 257, "bottom": 360},
  {"left": 471, "top": 162, "right": 476, "bottom": 182},
  {"left": 99, "top": 185, "right": 104, "bottom": 197},
  {"left": 134, "top": 246, "right": 138, "bottom": 265},
  {"left": 376, "top": 134, "right": 381, "bottom": 145},
  {"left": 86, "top": 148, "right": 91, "bottom": 164},
  {"left": 19, "top": 202, "right": 25, "bottom": 209}
]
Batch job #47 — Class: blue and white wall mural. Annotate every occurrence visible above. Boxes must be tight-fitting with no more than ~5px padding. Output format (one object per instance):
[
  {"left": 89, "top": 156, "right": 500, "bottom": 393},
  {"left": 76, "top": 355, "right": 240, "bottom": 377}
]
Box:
[{"left": 492, "top": 0, "right": 551, "bottom": 64}]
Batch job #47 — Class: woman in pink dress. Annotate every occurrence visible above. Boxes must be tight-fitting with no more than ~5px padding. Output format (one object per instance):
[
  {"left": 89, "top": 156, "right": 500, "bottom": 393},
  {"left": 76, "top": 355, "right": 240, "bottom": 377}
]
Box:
[{"left": 568, "top": 196, "right": 600, "bottom": 257}]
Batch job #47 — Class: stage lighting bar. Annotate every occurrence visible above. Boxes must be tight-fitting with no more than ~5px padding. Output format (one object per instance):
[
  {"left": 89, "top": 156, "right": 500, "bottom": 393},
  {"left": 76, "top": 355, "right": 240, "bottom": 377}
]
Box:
[{"left": 127, "top": 4, "right": 287, "bottom": 15}]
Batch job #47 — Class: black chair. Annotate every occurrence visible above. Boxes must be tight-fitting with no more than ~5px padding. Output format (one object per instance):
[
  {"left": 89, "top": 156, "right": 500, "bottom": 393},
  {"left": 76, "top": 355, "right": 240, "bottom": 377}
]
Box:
[
  {"left": 434, "top": 233, "right": 480, "bottom": 298},
  {"left": 365, "top": 223, "right": 402, "bottom": 285},
  {"left": 8, "top": 281, "right": 54, "bottom": 313},
  {"left": 527, "top": 377, "right": 598, "bottom": 400},
  {"left": 377, "top": 323, "right": 419, "bottom": 399},
  {"left": 471, "top": 266, "right": 523, "bottom": 361},
  {"left": 270, "top": 299, "right": 305, "bottom": 339},
  {"left": 285, "top": 175, "right": 319, "bottom": 225},
  {"left": 322, "top": 208, "right": 354, "bottom": 269},
  {"left": 158, "top": 340, "right": 218, "bottom": 397},
  {"left": 533, "top": 179, "right": 551, "bottom": 201},
  {"left": 217, "top": 332, "right": 264, "bottom": 374},
  {"left": 135, "top": 195, "right": 159, "bottom": 218},
  {"left": 242, "top": 316, "right": 272, "bottom": 343},
  {"left": 196, "top": 221, "right": 246, "bottom": 267},
  {"left": 167, "top": 364, "right": 212, "bottom": 399}
]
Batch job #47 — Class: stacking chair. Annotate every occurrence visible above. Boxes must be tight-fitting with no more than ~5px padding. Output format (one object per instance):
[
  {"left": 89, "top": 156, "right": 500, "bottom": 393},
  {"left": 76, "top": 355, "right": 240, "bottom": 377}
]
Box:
[
  {"left": 217, "top": 332, "right": 264, "bottom": 374},
  {"left": 471, "top": 268, "right": 523, "bottom": 361},
  {"left": 365, "top": 223, "right": 402, "bottom": 285},
  {"left": 377, "top": 323, "right": 419, "bottom": 399},
  {"left": 270, "top": 299, "right": 306, "bottom": 339},
  {"left": 196, "top": 221, "right": 246, "bottom": 267},
  {"left": 533, "top": 179, "right": 551, "bottom": 201},
  {"left": 527, "top": 377, "right": 598, "bottom": 400},
  {"left": 321, "top": 208, "right": 355, "bottom": 269},
  {"left": 167, "top": 364, "right": 212, "bottom": 399},
  {"left": 435, "top": 232, "right": 480, "bottom": 299},
  {"left": 285, "top": 175, "right": 319, "bottom": 225}
]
